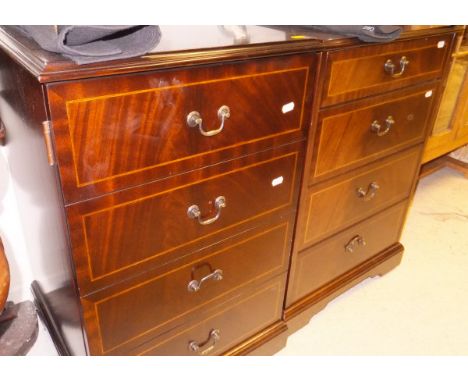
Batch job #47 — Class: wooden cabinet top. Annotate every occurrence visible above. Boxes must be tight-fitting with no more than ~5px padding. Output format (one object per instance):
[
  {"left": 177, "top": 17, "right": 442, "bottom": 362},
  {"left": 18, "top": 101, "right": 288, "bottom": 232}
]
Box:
[{"left": 0, "top": 25, "right": 463, "bottom": 83}]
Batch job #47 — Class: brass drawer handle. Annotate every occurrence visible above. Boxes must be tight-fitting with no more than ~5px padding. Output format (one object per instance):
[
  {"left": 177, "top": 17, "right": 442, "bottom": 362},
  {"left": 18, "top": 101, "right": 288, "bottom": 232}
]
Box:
[
  {"left": 188, "top": 268, "right": 223, "bottom": 292},
  {"left": 356, "top": 181, "right": 380, "bottom": 201},
  {"left": 188, "top": 329, "right": 221, "bottom": 355},
  {"left": 384, "top": 56, "right": 410, "bottom": 78},
  {"left": 345, "top": 235, "right": 366, "bottom": 253},
  {"left": 187, "top": 196, "right": 226, "bottom": 225},
  {"left": 187, "top": 105, "right": 231, "bottom": 137},
  {"left": 371, "top": 115, "right": 394, "bottom": 136}
]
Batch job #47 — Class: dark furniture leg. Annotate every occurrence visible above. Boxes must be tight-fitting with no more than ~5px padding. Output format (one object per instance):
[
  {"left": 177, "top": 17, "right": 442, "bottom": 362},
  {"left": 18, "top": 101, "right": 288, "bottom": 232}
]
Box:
[{"left": 31, "top": 280, "right": 70, "bottom": 356}]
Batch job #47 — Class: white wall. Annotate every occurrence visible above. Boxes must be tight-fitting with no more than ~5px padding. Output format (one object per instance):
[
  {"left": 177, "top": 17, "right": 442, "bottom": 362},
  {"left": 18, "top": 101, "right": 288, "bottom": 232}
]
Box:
[{"left": 0, "top": 145, "right": 33, "bottom": 302}]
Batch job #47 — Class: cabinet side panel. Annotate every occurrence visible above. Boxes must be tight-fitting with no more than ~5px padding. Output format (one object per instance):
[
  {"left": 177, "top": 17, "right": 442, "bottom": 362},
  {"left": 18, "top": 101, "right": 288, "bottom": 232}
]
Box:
[{"left": 0, "top": 50, "right": 86, "bottom": 355}]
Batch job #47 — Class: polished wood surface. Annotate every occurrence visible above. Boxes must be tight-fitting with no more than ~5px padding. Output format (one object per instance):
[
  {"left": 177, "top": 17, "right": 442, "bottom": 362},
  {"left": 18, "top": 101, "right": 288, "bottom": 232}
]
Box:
[
  {"left": 0, "top": 26, "right": 460, "bottom": 356},
  {"left": 282, "top": 28, "right": 461, "bottom": 347},
  {"left": 223, "top": 321, "right": 288, "bottom": 356},
  {"left": 0, "top": 26, "right": 462, "bottom": 83},
  {"left": 321, "top": 34, "right": 454, "bottom": 106},
  {"left": 80, "top": 222, "right": 290, "bottom": 354},
  {"left": 0, "top": 238, "right": 9, "bottom": 312},
  {"left": 285, "top": 243, "right": 404, "bottom": 333},
  {"left": 311, "top": 84, "right": 437, "bottom": 182},
  {"left": 287, "top": 202, "right": 407, "bottom": 306},
  {"left": 67, "top": 143, "right": 302, "bottom": 295},
  {"left": 298, "top": 147, "right": 421, "bottom": 248},
  {"left": 47, "top": 54, "right": 314, "bottom": 203},
  {"left": 138, "top": 276, "right": 284, "bottom": 356}
]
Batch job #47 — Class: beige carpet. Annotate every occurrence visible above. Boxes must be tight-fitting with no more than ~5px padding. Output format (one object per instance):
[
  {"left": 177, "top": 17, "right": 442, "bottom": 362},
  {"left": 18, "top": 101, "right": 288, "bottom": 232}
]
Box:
[{"left": 277, "top": 167, "right": 468, "bottom": 355}]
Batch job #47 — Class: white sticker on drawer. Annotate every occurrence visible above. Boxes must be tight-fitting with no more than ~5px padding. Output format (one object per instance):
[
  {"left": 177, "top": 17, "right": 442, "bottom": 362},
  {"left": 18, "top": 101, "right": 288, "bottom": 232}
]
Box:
[
  {"left": 272, "top": 176, "right": 284, "bottom": 187},
  {"left": 425, "top": 90, "right": 433, "bottom": 98},
  {"left": 437, "top": 41, "right": 445, "bottom": 48},
  {"left": 282, "top": 102, "right": 295, "bottom": 114}
]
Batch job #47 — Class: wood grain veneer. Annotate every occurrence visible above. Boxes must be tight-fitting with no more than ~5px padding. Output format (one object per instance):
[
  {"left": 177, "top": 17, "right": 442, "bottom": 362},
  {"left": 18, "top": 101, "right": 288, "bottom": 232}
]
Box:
[
  {"left": 0, "top": 26, "right": 461, "bottom": 356},
  {"left": 0, "top": 26, "right": 462, "bottom": 83},
  {"left": 282, "top": 28, "right": 460, "bottom": 338},
  {"left": 287, "top": 201, "right": 407, "bottom": 306},
  {"left": 80, "top": 222, "right": 290, "bottom": 355},
  {"left": 299, "top": 146, "right": 421, "bottom": 248},
  {"left": 284, "top": 243, "right": 404, "bottom": 333},
  {"left": 311, "top": 84, "right": 437, "bottom": 182},
  {"left": 138, "top": 276, "right": 285, "bottom": 356},
  {"left": 47, "top": 54, "right": 315, "bottom": 203},
  {"left": 66, "top": 143, "right": 303, "bottom": 295},
  {"left": 321, "top": 34, "right": 454, "bottom": 106}
]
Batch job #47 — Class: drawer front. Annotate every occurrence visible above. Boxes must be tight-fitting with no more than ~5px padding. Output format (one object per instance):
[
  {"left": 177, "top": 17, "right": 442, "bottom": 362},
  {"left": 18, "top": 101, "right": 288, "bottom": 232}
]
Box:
[
  {"left": 321, "top": 34, "right": 453, "bottom": 106},
  {"left": 47, "top": 54, "right": 315, "bottom": 203},
  {"left": 300, "top": 147, "right": 421, "bottom": 248},
  {"left": 288, "top": 202, "right": 407, "bottom": 304},
  {"left": 67, "top": 144, "right": 302, "bottom": 294},
  {"left": 81, "top": 225, "right": 290, "bottom": 355},
  {"left": 137, "top": 276, "right": 285, "bottom": 356},
  {"left": 311, "top": 85, "right": 436, "bottom": 182}
]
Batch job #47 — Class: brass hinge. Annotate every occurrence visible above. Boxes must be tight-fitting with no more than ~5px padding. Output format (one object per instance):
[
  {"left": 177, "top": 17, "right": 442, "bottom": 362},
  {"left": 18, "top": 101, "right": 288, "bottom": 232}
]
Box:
[{"left": 42, "top": 120, "right": 56, "bottom": 166}]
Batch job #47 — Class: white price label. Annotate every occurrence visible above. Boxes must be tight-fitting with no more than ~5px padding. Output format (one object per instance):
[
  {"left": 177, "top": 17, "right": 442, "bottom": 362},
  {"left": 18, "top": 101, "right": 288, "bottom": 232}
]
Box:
[
  {"left": 272, "top": 176, "right": 284, "bottom": 187},
  {"left": 282, "top": 102, "right": 295, "bottom": 114}
]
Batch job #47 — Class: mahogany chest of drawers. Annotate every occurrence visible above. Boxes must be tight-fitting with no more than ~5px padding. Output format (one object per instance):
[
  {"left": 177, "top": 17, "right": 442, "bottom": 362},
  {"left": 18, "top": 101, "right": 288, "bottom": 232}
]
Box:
[{"left": 0, "top": 25, "right": 462, "bottom": 355}]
